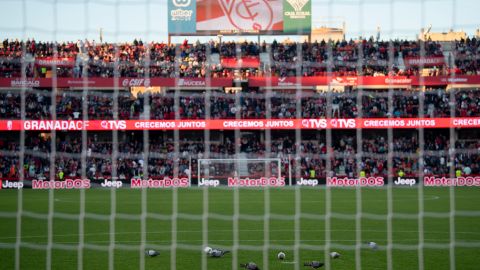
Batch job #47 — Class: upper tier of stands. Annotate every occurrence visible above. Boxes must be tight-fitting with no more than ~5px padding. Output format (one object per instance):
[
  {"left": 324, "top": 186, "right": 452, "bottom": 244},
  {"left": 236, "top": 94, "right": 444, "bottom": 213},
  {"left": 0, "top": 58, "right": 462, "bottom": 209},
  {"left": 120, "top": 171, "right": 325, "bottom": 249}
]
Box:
[{"left": 1, "top": 37, "right": 479, "bottom": 78}]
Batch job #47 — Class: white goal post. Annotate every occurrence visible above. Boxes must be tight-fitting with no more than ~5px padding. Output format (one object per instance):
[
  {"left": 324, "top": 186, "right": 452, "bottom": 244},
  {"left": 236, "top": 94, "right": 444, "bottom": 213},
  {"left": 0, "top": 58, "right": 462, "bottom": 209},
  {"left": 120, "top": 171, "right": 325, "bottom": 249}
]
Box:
[{"left": 197, "top": 158, "right": 284, "bottom": 186}]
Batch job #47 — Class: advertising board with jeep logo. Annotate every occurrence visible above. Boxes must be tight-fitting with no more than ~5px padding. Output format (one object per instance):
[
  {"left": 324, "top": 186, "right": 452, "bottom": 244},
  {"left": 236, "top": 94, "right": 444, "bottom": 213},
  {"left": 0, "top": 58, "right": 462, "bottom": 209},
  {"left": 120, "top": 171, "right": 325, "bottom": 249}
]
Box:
[
  {"left": 1, "top": 180, "right": 24, "bottom": 189},
  {"left": 394, "top": 177, "right": 417, "bottom": 186}
]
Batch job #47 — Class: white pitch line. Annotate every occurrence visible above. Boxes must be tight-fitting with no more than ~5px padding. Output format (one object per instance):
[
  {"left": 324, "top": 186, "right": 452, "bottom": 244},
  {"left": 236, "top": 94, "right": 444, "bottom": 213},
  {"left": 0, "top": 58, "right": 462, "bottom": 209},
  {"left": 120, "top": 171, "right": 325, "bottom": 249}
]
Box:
[
  {"left": 2, "top": 228, "right": 480, "bottom": 241},
  {"left": 2, "top": 238, "right": 462, "bottom": 245},
  {"left": 43, "top": 195, "right": 442, "bottom": 204}
]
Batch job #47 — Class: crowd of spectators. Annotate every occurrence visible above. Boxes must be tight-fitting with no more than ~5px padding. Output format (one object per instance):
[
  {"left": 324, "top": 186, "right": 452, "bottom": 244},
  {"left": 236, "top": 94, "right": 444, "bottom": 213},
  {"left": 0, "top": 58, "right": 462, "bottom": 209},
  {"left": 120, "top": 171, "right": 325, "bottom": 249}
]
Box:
[
  {"left": 1, "top": 88, "right": 479, "bottom": 119},
  {"left": 1, "top": 37, "right": 479, "bottom": 78},
  {"left": 454, "top": 37, "right": 480, "bottom": 75},
  {"left": 1, "top": 39, "right": 479, "bottom": 182},
  {"left": 0, "top": 130, "right": 478, "bottom": 180}
]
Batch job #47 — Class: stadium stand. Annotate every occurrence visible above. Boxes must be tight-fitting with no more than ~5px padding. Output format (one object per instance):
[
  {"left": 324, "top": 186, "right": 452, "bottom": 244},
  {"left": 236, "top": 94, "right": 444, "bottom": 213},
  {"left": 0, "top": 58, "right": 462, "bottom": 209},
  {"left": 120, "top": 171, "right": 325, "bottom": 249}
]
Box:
[
  {"left": 1, "top": 38, "right": 479, "bottom": 78},
  {"left": 1, "top": 88, "right": 480, "bottom": 119},
  {"left": 0, "top": 129, "right": 478, "bottom": 180},
  {"left": 0, "top": 39, "right": 479, "bottom": 183}
]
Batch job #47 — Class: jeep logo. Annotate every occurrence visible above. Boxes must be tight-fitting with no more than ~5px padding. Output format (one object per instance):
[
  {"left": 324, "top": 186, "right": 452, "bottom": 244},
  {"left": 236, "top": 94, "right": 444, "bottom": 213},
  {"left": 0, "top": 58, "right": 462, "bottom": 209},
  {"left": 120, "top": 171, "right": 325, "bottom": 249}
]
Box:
[
  {"left": 1, "top": 180, "right": 24, "bottom": 189},
  {"left": 394, "top": 177, "right": 416, "bottom": 186},
  {"left": 297, "top": 178, "right": 319, "bottom": 186},
  {"left": 101, "top": 180, "right": 123, "bottom": 188},
  {"left": 198, "top": 178, "right": 220, "bottom": 187}
]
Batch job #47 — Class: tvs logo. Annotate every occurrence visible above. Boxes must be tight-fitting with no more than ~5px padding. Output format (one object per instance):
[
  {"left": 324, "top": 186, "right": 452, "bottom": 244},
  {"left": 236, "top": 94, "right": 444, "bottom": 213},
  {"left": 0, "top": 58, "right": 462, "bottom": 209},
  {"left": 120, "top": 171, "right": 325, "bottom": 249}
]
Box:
[
  {"left": 172, "top": 0, "right": 191, "bottom": 7},
  {"left": 301, "top": 119, "right": 327, "bottom": 129},
  {"left": 218, "top": 0, "right": 274, "bottom": 31},
  {"left": 286, "top": 0, "right": 309, "bottom": 12},
  {"left": 330, "top": 119, "right": 338, "bottom": 128},
  {"left": 301, "top": 119, "right": 310, "bottom": 128},
  {"left": 101, "top": 120, "right": 127, "bottom": 130},
  {"left": 330, "top": 119, "right": 356, "bottom": 128}
]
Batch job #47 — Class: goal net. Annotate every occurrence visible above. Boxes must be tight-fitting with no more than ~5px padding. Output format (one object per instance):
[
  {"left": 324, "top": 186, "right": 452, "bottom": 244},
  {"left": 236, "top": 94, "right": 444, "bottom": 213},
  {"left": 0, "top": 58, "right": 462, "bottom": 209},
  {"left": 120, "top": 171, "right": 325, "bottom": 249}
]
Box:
[
  {"left": 0, "top": 0, "right": 479, "bottom": 270},
  {"left": 197, "top": 158, "right": 283, "bottom": 187}
]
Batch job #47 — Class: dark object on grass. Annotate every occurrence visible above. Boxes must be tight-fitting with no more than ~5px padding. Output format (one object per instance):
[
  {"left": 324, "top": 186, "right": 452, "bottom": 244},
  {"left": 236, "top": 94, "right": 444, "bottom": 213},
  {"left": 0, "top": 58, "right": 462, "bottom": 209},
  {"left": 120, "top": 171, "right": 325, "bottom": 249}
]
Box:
[
  {"left": 208, "top": 248, "right": 230, "bottom": 257},
  {"left": 304, "top": 261, "right": 324, "bottom": 268},
  {"left": 240, "top": 262, "right": 260, "bottom": 270},
  {"left": 145, "top": 249, "right": 160, "bottom": 257}
]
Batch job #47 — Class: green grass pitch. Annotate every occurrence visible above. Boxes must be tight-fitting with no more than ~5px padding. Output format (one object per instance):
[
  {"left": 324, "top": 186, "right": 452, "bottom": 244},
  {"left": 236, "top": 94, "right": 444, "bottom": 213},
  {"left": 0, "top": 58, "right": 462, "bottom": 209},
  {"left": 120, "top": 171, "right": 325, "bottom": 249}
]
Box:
[{"left": 0, "top": 187, "right": 479, "bottom": 269}]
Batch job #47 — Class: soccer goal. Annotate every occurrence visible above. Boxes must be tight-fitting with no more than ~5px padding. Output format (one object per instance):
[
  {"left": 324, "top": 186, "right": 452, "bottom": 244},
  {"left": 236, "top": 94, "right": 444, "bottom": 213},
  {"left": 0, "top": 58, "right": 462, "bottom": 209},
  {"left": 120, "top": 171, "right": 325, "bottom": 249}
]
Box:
[{"left": 197, "top": 158, "right": 284, "bottom": 187}]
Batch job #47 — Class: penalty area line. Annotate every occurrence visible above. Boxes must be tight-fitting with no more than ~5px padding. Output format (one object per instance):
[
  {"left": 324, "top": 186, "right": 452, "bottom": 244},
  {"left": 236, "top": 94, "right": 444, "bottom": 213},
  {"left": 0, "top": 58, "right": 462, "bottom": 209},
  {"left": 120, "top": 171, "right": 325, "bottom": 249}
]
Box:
[{"left": 281, "top": 261, "right": 297, "bottom": 264}]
